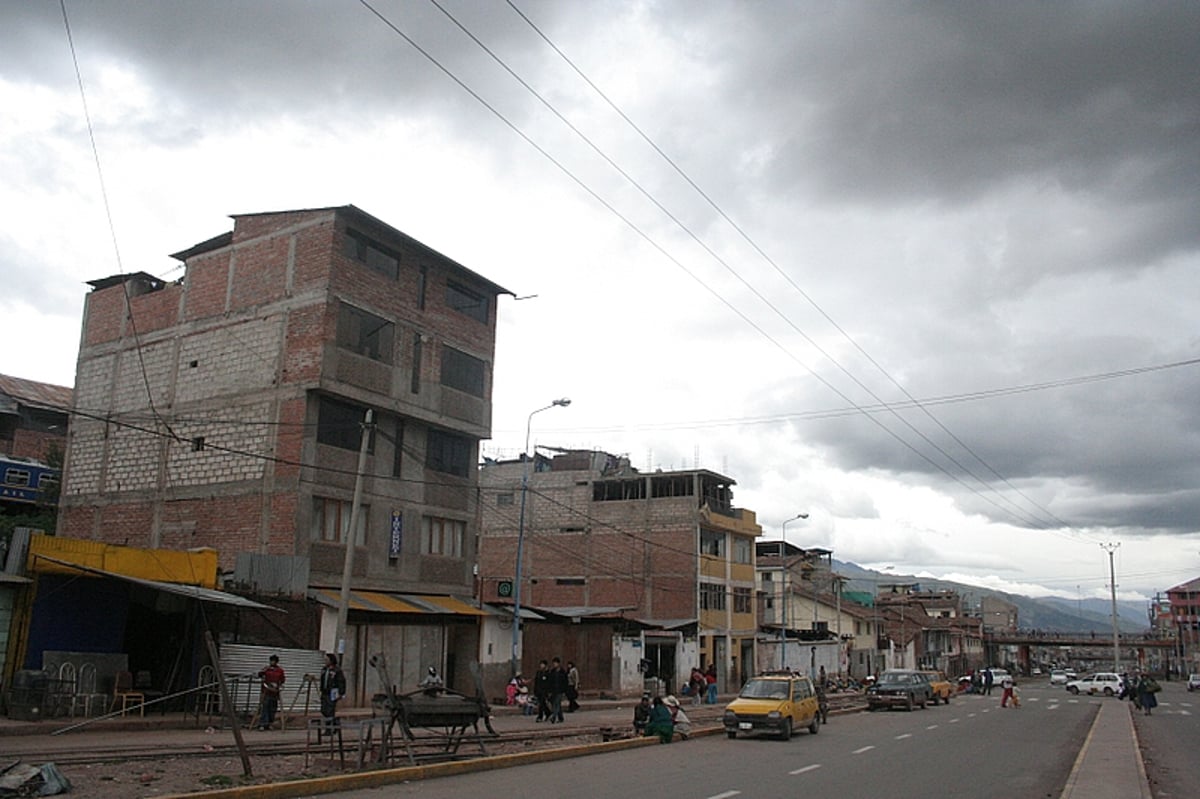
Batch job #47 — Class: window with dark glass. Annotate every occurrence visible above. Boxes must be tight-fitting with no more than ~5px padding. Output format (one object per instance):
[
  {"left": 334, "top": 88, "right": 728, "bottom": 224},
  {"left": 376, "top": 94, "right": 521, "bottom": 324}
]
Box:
[
  {"left": 411, "top": 335, "right": 423, "bottom": 394},
  {"left": 426, "top": 429, "right": 471, "bottom": 477},
  {"left": 342, "top": 228, "right": 400, "bottom": 280},
  {"left": 317, "top": 396, "right": 374, "bottom": 452},
  {"left": 446, "top": 281, "right": 488, "bottom": 323},
  {"left": 336, "top": 302, "right": 394, "bottom": 362},
  {"left": 440, "top": 346, "right": 486, "bottom": 397},
  {"left": 699, "top": 582, "right": 726, "bottom": 611}
]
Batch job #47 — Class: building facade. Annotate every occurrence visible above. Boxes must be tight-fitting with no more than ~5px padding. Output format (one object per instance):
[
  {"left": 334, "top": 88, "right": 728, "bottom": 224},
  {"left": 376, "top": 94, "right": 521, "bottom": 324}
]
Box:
[
  {"left": 56, "top": 205, "right": 507, "bottom": 702},
  {"left": 477, "top": 450, "right": 762, "bottom": 696}
]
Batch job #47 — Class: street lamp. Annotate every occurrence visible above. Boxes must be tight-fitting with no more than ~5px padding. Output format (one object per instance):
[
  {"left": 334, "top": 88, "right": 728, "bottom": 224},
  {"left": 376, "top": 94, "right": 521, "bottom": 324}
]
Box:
[
  {"left": 778, "top": 513, "right": 808, "bottom": 670},
  {"left": 511, "top": 398, "right": 571, "bottom": 677}
]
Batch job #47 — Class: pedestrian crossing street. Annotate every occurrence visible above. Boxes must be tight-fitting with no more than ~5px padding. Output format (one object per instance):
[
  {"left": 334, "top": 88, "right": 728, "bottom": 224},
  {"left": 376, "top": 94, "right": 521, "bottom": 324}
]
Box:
[{"left": 963, "top": 692, "right": 1194, "bottom": 715}]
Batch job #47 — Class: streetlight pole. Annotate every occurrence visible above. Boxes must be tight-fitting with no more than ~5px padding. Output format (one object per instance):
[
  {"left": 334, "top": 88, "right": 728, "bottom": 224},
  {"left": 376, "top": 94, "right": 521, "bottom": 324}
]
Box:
[
  {"left": 511, "top": 398, "right": 571, "bottom": 677},
  {"left": 778, "top": 513, "right": 808, "bottom": 670}
]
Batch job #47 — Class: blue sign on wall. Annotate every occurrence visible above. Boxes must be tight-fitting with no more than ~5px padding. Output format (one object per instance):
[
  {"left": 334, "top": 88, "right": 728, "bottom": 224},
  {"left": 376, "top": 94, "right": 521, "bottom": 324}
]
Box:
[{"left": 389, "top": 510, "right": 403, "bottom": 559}]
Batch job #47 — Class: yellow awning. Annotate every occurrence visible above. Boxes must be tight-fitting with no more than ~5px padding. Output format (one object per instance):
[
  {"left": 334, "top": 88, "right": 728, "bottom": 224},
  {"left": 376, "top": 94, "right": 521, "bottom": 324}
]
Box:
[{"left": 310, "top": 589, "right": 487, "bottom": 616}]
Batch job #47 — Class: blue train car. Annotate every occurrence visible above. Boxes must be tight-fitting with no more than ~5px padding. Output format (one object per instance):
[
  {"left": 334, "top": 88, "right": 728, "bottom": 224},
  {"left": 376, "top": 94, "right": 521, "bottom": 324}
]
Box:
[{"left": 0, "top": 455, "right": 60, "bottom": 506}]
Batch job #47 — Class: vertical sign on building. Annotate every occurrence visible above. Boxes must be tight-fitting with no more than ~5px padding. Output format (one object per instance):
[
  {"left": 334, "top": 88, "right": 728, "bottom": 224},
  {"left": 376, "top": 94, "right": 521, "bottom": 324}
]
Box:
[{"left": 389, "top": 510, "right": 403, "bottom": 559}]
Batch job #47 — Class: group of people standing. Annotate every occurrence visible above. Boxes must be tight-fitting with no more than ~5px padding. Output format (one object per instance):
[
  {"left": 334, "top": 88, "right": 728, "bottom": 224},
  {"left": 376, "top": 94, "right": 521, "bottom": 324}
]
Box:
[
  {"left": 1121, "top": 672, "right": 1161, "bottom": 715},
  {"left": 684, "top": 664, "right": 718, "bottom": 705},
  {"left": 506, "top": 658, "right": 580, "bottom": 722},
  {"left": 255, "top": 652, "right": 346, "bottom": 730}
]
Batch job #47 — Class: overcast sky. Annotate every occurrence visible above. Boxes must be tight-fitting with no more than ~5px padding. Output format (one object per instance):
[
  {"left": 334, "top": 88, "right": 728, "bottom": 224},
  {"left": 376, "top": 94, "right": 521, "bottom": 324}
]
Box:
[{"left": 3, "top": 1, "right": 1198, "bottom": 606}]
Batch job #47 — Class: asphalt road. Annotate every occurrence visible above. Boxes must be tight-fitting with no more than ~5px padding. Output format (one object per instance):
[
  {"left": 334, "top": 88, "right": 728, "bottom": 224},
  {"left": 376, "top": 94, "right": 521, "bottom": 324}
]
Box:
[
  {"left": 312, "top": 687, "right": 1101, "bottom": 799},
  {"left": 1130, "top": 681, "right": 1200, "bottom": 799}
]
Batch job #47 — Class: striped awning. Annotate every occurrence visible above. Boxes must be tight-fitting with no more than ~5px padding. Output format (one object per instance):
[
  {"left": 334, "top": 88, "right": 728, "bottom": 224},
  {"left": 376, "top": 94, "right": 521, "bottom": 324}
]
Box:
[{"left": 309, "top": 588, "right": 487, "bottom": 616}]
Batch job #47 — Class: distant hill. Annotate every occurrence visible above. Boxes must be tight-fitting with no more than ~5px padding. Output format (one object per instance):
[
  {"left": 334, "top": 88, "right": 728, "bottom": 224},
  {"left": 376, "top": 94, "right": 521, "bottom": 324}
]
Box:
[{"left": 834, "top": 560, "right": 1148, "bottom": 634}]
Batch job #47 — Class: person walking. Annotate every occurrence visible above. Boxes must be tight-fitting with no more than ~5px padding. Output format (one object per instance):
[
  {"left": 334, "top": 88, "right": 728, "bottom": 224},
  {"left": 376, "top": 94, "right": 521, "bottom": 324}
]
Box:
[
  {"left": 566, "top": 661, "right": 581, "bottom": 712},
  {"left": 533, "top": 660, "right": 552, "bottom": 722},
  {"left": 256, "top": 655, "right": 285, "bottom": 730},
  {"left": 318, "top": 652, "right": 346, "bottom": 729},
  {"left": 1136, "top": 673, "right": 1160, "bottom": 716},
  {"left": 1000, "top": 675, "right": 1015, "bottom": 708},
  {"left": 983, "top": 668, "right": 994, "bottom": 696},
  {"left": 548, "top": 657, "right": 569, "bottom": 723}
]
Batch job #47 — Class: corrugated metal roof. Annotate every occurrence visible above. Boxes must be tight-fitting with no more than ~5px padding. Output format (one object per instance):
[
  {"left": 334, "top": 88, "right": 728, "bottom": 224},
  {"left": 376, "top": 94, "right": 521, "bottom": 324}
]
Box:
[
  {"left": 35, "top": 555, "right": 279, "bottom": 610},
  {"left": 309, "top": 588, "right": 487, "bottom": 616},
  {"left": 0, "top": 373, "right": 73, "bottom": 411}
]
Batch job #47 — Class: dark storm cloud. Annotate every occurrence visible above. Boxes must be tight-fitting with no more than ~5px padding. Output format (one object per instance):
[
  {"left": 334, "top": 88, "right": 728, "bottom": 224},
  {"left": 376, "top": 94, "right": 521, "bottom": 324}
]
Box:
[{"left": 656, "top": 2, "right": 1200, "bottom": 269}]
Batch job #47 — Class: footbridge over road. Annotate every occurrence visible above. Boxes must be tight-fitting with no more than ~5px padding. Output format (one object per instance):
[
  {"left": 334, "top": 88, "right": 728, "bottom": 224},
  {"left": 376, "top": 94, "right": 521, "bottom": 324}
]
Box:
[{"left": 986, "top": 631, "right": 1175, "bottom": 676}]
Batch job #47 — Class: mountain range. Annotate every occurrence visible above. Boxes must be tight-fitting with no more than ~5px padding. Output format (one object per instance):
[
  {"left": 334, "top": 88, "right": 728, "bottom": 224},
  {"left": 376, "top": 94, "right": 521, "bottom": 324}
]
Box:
[{"left": 834, "top": 561, "right": 1150, "bottom": 634}]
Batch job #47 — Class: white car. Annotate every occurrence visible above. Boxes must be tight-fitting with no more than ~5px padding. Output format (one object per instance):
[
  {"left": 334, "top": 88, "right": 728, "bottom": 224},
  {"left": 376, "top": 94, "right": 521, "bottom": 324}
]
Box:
[
  {"left": 1066, "top": 672, "right": 1124, "bottom": 696},
  {"left": 1049, "top": 669, "right": 1069, "bottom": 686},
  {"left": 1187, "top": 674, "right": 1200, "bottom": 692}
]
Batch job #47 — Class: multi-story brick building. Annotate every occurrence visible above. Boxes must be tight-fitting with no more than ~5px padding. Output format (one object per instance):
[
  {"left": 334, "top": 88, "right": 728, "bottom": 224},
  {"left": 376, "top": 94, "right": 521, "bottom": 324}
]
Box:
[
  {"left": 1167, "top": 576, "right": 1200, "bottom": 675},
  {"left": 477, "top": 449, "right": 762, "bottom": 696},
  {"left": 0, "top": 374, "right": 71, "bottom": 467},
  {"left": 57, "top": 205, "right": 507, "bottom": 701}
]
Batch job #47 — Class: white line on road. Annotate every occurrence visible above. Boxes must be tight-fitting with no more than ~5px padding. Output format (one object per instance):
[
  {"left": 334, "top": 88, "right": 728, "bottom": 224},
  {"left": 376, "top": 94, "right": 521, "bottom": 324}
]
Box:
[
  {"left": 895, "top": 733, "right": 912, "bottom": 739},
  {"left": 706, "top": 792, "right": 741, "bottom": 799},
  {"left": 1180, "top": 709, "right": 1192, "bottom": 716},
  {"left": 949, "top": 718, "right": 960, "bottom": 723},
  {"left": 926, "top": 724, "right": 938, "bottom": 729},
  {"left": 852, "top": 745, "right": 876, "bottom": 754},
  {"left": 789, "top": 765, "right": 821, "bottom": 775}
]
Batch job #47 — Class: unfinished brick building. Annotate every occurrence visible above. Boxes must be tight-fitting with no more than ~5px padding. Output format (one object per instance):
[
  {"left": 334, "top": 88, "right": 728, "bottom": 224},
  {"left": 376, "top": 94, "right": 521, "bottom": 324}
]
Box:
[
  {"left": 57, "top": 205, "right": 507, "bottom": 700},
  {"left": 478, "top": 449, "right": 762, "bottom": 696}
]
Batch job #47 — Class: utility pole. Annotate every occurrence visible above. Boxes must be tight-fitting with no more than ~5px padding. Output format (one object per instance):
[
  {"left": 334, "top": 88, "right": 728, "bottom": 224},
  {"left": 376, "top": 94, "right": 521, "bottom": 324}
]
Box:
[
  {"left": 1102, "top": 542, "right": 1121, "bottom": 672},
  {"left": 779, "top": 513, "right": 807, "bottom": 670},
  {"left": 335, "top": 409, "right": 373, "bottom": 658}
]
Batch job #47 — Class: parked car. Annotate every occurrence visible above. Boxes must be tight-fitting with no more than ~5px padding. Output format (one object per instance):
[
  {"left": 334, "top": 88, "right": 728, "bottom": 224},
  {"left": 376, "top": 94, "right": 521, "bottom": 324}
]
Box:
[
  {"left": 1066, "top": 672, "right": 1124, "bottom": 696},
  {"left": 867, "top": 670, "right": 933, "bottom": 711},
  {"left": 920, "top": 670, "right": 954, "bottom": 704},
  {"left": 1049, "top": 669, "right": 1069, "bottom": 686},
  {"left": 986, "top": 668, "right": 1012, "bottom": 686},
  {"left": 1187, "top": 674, "right": 1200, "bottom": 692},
  {"left": 723, "top": 672, "right": 821, "bottom": 740}
]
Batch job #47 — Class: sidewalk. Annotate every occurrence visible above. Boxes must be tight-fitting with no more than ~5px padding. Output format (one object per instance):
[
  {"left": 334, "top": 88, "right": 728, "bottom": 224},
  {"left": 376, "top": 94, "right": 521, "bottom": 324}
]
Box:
[{"left": 1058, "top": 700, "right": 1151, "bottom": 799}]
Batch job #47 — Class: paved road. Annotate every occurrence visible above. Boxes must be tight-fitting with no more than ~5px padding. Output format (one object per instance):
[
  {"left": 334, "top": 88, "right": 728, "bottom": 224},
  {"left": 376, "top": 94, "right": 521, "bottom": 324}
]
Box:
[
  {"left": 313, "top": 687, "right": 1100, "bottom": 799},
  {"left": 1130, "top": 682, "right": 1200, "bottom": 799}
]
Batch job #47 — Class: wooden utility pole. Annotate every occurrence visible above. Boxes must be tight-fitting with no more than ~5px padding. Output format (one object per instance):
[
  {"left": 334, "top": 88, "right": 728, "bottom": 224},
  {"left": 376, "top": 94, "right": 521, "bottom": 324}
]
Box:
[{"left": 204, "top": 631, "right": 252, "bottom": 777}]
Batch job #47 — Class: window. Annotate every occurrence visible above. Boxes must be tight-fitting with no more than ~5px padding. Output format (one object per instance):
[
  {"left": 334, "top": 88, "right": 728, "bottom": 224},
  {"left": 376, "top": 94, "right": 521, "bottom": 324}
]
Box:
[
  {"left": 733, "top": 586, "right": 752, "bottom": 613},
  {"left": 700, "top": 529, "right": 726, "bottom": 557},
  {"left": 426, "top": 429, "right": 472, "bottom": 477},
  {"left": 440, "top": 346, "right": 486, "bottom": 397},
  {"left": 312, "top": 497, "right": 368, "bottom": 545},
  {"left": 343, "top": 229, "right": 399, "bottom": 279},
  {"left": 446, "top": 281, "right": 488, "bottom": 323},
  {"left": 699, "top": 583, "right": 726, "bottom": 611},
  {"left": 4, "top": 469, "right": 30, "bottom": 487},
  {"left": 417, "top": 265, "right": 428, "bottom": 310},
  {"left": 733, "top": 537, "right": 751, "bottom": 564},
  {"left": 317, "top": 396, "right": 374, "bottom": 452},
  {"left": 421, "top": 515, "right": 464, "bottom": 557},
  {"left": 336, "top": 302, "right": 394, "bottom": 362},
  {"left": 496, "top": 492, "right": 515, "bottom": 506}
]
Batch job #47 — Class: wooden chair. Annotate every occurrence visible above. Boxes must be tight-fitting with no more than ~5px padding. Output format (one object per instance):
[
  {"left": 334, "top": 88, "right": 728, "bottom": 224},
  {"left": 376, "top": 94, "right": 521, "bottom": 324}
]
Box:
[{"left": 110, "top": 670, "right": 145, "bottom": 716}]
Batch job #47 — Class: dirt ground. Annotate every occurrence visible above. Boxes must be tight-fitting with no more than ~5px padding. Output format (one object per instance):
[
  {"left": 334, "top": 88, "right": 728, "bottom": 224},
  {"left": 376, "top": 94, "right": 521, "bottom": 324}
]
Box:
[{"left": 51, "top": 729, "right": 604, "bottom": 798}]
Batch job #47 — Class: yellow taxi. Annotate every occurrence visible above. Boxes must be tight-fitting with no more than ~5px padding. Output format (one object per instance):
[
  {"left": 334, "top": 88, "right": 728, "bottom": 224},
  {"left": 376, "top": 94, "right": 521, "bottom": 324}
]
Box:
[
  {"left": 920, "top": 670, "right": 954, "bottom": 704},
  {"left": 723, "top": 671, "right": 820, "bottom": 741}
]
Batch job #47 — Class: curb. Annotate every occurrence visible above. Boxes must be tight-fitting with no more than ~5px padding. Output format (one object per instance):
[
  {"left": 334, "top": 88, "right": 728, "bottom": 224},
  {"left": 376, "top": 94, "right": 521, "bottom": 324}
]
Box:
[{"left": 157, "top": 728, "right": 718, "bottom": 799}]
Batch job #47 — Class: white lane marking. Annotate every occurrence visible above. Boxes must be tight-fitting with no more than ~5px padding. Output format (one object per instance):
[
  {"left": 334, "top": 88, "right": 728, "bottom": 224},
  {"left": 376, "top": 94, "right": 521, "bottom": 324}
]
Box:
[
  {"left": 707, "top": 792, "right": 741, "bottom": 799},
  {"left": 949, "top": 718, "right": 960, "bottom": 723},
  {"left": 970, "top": 712, "right": 980, "bottom": 716},
  {"left": 926, "top": 724, "right": 939, "bottom": 730},
  {"left": 789, "top": 765, "right": 821, "bottom": 775},
  {"left": 1047, "top": 704, "right": 1059, "bottom": 710},
  {"left": 1180, "top": 709, "right": 1192, "bottom": 716},
  {"left": 895, "top": 733, "right": 912, "bottom": 740},
  {"left": 852, "top": 745, "right": 875, "bottom": 754}
]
